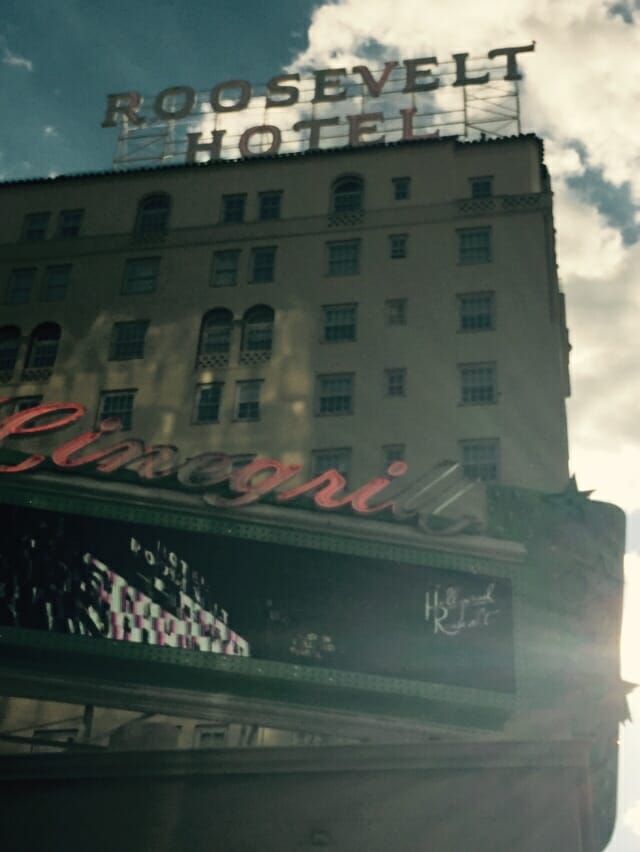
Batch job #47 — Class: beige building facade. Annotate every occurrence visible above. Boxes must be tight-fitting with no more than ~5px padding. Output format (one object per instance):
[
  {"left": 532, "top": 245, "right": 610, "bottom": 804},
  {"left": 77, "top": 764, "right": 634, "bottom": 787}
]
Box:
[{"left": 0, "top": 134, "right": 570, "bottom": 492}]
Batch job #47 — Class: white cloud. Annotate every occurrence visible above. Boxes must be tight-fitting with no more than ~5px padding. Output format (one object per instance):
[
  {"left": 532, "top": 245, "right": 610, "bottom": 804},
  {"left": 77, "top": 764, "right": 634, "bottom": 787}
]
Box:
[
  {"left": 43, "top": 126, "right": 58, "bottom": 137},
  {"left": 1, "top": 42, "right": 33, "bottom": 72},
  {"left": 621, "top": 553, "right": 640, "bottom": 684},
  {"left": 624, "top": 797, "right": 640, "bottom": 838}
]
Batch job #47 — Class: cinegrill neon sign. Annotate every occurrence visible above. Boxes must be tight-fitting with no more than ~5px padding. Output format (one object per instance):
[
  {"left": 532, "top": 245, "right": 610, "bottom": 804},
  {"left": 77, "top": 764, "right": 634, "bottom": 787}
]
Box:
[
  {"left": 101, "top": 44, "right": 534, "bottom": 162},
  {"left": 0, "top": 400, "right": 483, "bottom": 536}
]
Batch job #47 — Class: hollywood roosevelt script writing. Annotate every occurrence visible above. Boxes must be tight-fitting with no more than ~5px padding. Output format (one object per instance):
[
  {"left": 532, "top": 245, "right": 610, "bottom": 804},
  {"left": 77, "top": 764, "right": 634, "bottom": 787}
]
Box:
[{"left": 425, "top": 583, "right": 500, "bottom": 636}]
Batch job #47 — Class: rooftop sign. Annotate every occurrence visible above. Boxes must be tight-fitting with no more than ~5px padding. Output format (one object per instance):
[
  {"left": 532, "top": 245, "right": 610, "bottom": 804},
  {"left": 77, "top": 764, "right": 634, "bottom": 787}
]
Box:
[{"left": 101, "top": 44, "right": 534, "bottom": 166}]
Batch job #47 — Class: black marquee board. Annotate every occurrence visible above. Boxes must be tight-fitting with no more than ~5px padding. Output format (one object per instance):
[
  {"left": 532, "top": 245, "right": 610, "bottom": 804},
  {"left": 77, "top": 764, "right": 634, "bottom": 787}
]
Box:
[{"left": 0, "top": 503, "right": 515, "bottom": 694}]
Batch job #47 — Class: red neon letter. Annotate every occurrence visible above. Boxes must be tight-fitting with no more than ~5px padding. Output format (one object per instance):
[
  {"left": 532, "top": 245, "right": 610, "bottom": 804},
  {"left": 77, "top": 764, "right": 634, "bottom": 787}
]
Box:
[
  {"left": 0, "top": 402, "right": 86, "bottom": 473},
  {"left": 204, "top": 459, "right": 301, "bottom": 508}
]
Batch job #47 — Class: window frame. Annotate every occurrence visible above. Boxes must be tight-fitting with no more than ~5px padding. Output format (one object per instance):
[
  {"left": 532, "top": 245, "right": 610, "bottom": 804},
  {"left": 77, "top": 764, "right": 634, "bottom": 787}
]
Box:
[
  {"left": 211, "top": 249, "right": 241, "bottom": 287},
  {"left": 392, "top": 177, "right": 411, "bottom": 201},
  {"left": 459, "top": 362, "right": 498, "bottom": 406},
  {"left": 98, "top": 389, "right": 137, "bottom": 431},
  {"left": 22, "top": 212, "right": 50, "bottom": 242},
  {"left": 57, "top": 209, "right": 84, "bottom": 239},
  {"left": 470, "top": 176, "right": 494, "bottom": 199},
  {"left": 322, "top": 303, "right": 357, "bottom": 343},
  {"left": 316, "top": 373, "right": 354, "bottom": 417},
  {"left": 221, "top": 194, "right": 247, "bottom": 224},
  {"left": 7, "top": 267, "right": 36, "bottom": 305},
  {"left": 193, "top": 382, "right": 224, "bottom": 425},
  {"left": 460, "top": 438, "right": 500, "bottom": 483},
  {"left": 458, "top": 227, "right": 492, "bottom": 265},
  {"left": 382, "top": 443, "right": 406, "bottom": 466},
  {"left": 311, "top": 447, "right": 352, "bottom": 478},
  {"left": 234, "top": 380, "right": 262, "bottom": 422},
  {"left": 26, "top": 323, "right": 61, "bottom": 370},
  {"left": 389, "top": 234, "right": 408, "bottom": 259},
  {"left": 134, "top": 194, "right": 171, "bottom": 238},
  {"left": 258, "top": 191, "right": 282, "bottom": 221},
  {"left": 458, "top": 291, "right": 495, "bottom": 332},
  {"left": 122, "top": 257, "right": 160, "bottom": 295},
  {"left": 250, "top": 246, "right": 277, "bottom": 284},
  {"left": 42, "top": 264, "right": 72, "bottom": 302},
  {"left": 385, "top": 367, "right": 407, "bottom": 398},
  {"left": 327, "top": 239, "right": 360, "bottom": 277},
  {"left": 0, "top": 326, "right": 21, "bottom": 371},
  {"left": 109, "top": 320, "right": 149, "bottom": 361},
  {"left": 331, "top": 175, "right": 364, "bottom": 214}
]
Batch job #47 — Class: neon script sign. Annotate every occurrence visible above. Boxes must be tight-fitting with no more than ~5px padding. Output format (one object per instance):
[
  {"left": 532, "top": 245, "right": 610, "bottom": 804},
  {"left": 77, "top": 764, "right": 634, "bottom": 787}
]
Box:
[
  {"left": 0, "top": 400, "right": 483, "bottom": 536},
  {"left": 101, "top": 44, "right": 534, "bottom": 162}
]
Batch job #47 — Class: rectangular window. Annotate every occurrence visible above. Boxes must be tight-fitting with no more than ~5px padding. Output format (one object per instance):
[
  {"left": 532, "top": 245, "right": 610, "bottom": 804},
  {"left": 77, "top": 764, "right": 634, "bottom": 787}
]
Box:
[
  {"left": 109, "top": 321, "right": 149, "bottom": 360},
  {"left": 57, "top": 209, "right": 84, "bottom": 238},
  {"left": 235, "top": 380, "right": 262, "bottom": 421},
  {"left": 385, "top": 368, "right": 406, "bottom": 397},
  {"left": 194, "top": 383, "right": 223, "bottom": 424},
  {"left": 122, "top": 257, "right": 159, "bottom": 294},
  {"left": 389, "top": 234, "right": 408, "bottom": 259},
  {"left": 458, "top": 227, "right": 491, "bottom": 264},
  {"left": 7, "top": 396, "right": 43, "bottom": 414},
  {"left": 98, "top": 390, "right": 136, "bottom": 430},
  {"left": 382, "top": 444, "right": 406, "bottom": 466},
  {"left": 385, "top": 298, "right": 407, "bottom": 326},
  {"left": 470, "top": 176, "right": 493, "bottom": 198},
  {"left": 212, "top": 250, "right": 240, "bottom": 287},
  {"left": 250, "top": 246, "right": 276, "bottom": 283},
  {"left": 22, "top": 212, "right": 50, "bottom": 241},
  {"left": 317, "top": 374, "right": 354, "bottom": 415},
  {"left": 258, "top": 191, "right": 282, "bottom": 221},
  {"left": 312, "top": 447, "right": 351, "bottom": 478},
  {"left": 222, "top": 194, "right": 246, "bottom": 224},
  {"left": 323, "top": 304, "right": 356, "bottom": 342},
  {"left": 43, "top": 265, "right": 71, "bottom": 302},
  {"left": 459, "top": 292, "right": 495, "bottom": 331},
  {"left": 460, "top": 363, "right": 497, "bottom": 405},
  {"left": 327, "top": 240, "right": 360, "bottom": 276},
  {"left": 7, "top": 268, "right": 36, "bottom": 304},
  {"left": 460, "top": 438, "right": 499, "bottom": 482},
  {"left": 194, "top": 725, "right": 228, "bottom": 748},
  {"left": 392, "top": 177, "right": 411, "bottom": 200}
]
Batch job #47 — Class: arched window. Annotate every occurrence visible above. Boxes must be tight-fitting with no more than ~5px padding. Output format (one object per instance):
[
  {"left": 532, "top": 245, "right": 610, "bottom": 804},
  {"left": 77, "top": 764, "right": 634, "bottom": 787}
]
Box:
[
  {"left": 331, "top": 175, "right": 363, "bottom": 214},
  {"left": 26, "top": 323, "right": 61, "bottom": 370},
  {"left": 242, "top": 306, "right": 274, "bottom": 354},
  {"left": 134, "top": 194, "right": 171, "bottom": 237},
  {"left": 197, "top": 309, "right": 233, "bottom": 367},
  {"left": 0, "top": 326, "right": 21, "bottom": 373}
]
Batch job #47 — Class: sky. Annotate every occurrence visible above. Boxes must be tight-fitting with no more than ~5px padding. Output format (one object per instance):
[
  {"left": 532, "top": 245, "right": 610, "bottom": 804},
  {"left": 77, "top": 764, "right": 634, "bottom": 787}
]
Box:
[{"left": 1, "top": 0, "right": 639, "bottom": 847}]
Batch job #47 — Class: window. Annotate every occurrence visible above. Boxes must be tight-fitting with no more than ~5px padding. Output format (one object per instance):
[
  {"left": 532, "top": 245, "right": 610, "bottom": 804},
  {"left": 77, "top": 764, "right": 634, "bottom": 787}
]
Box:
[
  {"left": 250, "top": 246, "right": 276, "bottom": 283},
  {"left": 222, "top": 194, "right": 246, "bottom": 223},
  {"left": 234, "top": 381, "right": 262, "bottom": 421},
  {"left": 0, "top": 326, "right": 21, "bottom": 371},
  {"left": 470, "top": 176, "right": 493, "bottom": 198},
  {"left": 382, "top": 444, "right": 405, "bottom": 466},
  {"left": 392, "top": 177, "right": 411, "bottom": 200},
  {"left": 312, "top": 448, "right": 351, "bottom": 478},
  {"left": 389, "top": 234, "right": 408, "bottom": 259},
  {"left": 43, "top": 265, "right": 71, "bottom": 302},
  {"left": 385, "top": 298, "right": 407, "bottom": 326},
  {"left": 198, "top": 309, "right": 233, "bottom": 360},
  {"left": 109, "top": 321, "right": 149, "bottom": 360},
  {"left": 323, "top": 304, "right": 356, "bottom": 342},
  {"left": 6, "top": 396, "right": 43, "bottom": 414},
  {"left": 331, "top": 175, "right": 363, "bottom": 213},
  {"left": 99, "top": 390, "right": 136, "bottom": 430},
  {"left": 327, "top": 240, "right": 360, "bottom": 276},
  {"left": 22, "top": 212, "right": 50, "bottom": 241},
  {"left": 212, "top": 250, "right": 240, "bottom": 287},
  {"left": 242, "top": 306, "right": 274, "bottom": 353},
  {"left": 317, "top": 374, "right": 354, "bottom": 415},
  {"left": 26, "top": 323, "right": 61, "bottom": 370},
  {"left": 460, "top": 363, "right": 497, "bottom": 405},
  {"left": 7, "top": 268, "right": 36, "bottom": 304},
  {"left": 459, "top": 292, "right": 495, "bottom": 331},
  {"left": 194, "top": 383, "right": 223, "bottom": 424},
  {"left": 259, "top": 191, "right": 282, "bottom": 221},
  {"left": 58, "top": 209, "right": 84, "bottom": 238},
  {"left": 194, "top": 725, "right": 227, "bottom": 748},
  {"left": 458, "top": 227, "right": 491, "bottom": 264},
  {"left": 385, "top": 368, "right": 407, "bottom": 397},
  {"left": 460, "top": 439, "right": 499, "bottom": 482},
  {"left": 231, "top": 453, "right": 257, "bottom": 469},
  {"left": 134, "top": 194, "right": 170, "bottom": 237},
  {"left": 123, "top": 257, "right": 159, "bottom": 294}
]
